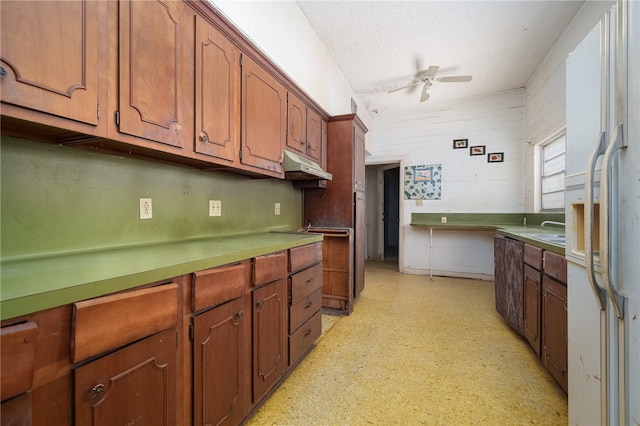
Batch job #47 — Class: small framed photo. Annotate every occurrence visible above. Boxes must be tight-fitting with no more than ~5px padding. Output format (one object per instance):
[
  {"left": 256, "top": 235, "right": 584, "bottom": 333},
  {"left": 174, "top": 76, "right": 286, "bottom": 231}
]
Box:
[
  {"left": 453, "top": 139, "right": 468, "bottom": 149},
  {"left": 470, "top": 145, "right": 485, "bottom": 156},
  {"left": 488, "top": 152, "right": 504, "bottom": 163}
]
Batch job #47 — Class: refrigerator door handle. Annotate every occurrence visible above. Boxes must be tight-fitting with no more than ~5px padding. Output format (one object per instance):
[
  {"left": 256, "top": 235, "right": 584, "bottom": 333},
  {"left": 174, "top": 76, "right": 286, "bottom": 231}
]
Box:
[
  {"left": 600, "top": 123, "right": 626, "bottom": 319},
  {"left": 585, "top": 131, "right": 608, "bottom": 310}
]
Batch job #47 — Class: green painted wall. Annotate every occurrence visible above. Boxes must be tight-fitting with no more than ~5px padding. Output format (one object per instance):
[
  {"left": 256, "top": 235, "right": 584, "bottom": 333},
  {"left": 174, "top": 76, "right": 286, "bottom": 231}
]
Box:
[{"left": 1, "top": 136, "right": 302, "bottom": 259}]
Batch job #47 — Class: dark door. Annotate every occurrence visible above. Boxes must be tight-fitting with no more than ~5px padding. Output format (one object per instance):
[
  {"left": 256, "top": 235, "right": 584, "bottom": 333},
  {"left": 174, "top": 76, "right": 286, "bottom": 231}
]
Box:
[{"left": 383, "top": 167, "right": 400, "bottom": 261}]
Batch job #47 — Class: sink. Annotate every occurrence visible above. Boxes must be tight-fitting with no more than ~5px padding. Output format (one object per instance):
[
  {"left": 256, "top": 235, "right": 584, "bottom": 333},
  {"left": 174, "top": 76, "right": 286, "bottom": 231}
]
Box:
[{"left": 526, "top": 233, "right": 565, "bottom": 246}]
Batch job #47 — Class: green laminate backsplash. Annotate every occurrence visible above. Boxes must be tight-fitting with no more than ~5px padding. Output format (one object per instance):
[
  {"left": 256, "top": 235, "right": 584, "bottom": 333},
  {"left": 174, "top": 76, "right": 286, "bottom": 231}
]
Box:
[{"left": 1, "top": 136, "right": 302, "bottom": 259}]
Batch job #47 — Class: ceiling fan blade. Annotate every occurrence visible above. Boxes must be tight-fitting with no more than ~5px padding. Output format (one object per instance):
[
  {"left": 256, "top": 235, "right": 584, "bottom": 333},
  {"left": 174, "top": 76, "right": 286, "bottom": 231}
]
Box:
[
  {"left": 388, "top": 81, "right": 421, "bottom": 93},
  {"left": 426, "top": 65, "right": 440, "bottom": 77},
  {"left": 420, "top": 83, "right": 430, "bottom": 102},
  {"left": 438, "top": 75, "right": 473, "bottom": 83}
]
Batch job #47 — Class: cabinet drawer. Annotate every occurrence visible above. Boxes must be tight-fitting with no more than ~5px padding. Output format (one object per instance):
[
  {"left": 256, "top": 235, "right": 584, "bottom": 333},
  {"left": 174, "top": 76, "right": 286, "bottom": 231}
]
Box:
[
  {"left": 524, "top": 244, "right": 543, "bottom": 269},
  {"left": 192, "top": 261, "right": 249, "bottom": 312},
  {"left": 290, "top": 262, "right": 322, "bottom": 304},
  {"left": 72, "top": 283, "right": 178, "bottom": 362},
  {"left": 289, "top": 242, "right": 322, "bottom": 273},
  {"left": 544, "top": 251, "right": 567, "bottom": 283},
  {"left": 1, "top": 322, "right": 38, "bottom": 401},
  {"left": 290, "top": 289, "right": 322, "bottom": 333},
  {"left": 289, "top": 310, "right": 321, "bottom": 367},
  {"left": 254, "top": 251, "right": 287, "bottom": 287}
]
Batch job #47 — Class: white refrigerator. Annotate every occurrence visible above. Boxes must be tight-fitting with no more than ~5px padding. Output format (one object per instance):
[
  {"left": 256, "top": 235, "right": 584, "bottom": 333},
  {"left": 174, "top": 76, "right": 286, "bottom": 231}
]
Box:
[{"left": 565, "top": 1, "right": 639, "bottom": 424}]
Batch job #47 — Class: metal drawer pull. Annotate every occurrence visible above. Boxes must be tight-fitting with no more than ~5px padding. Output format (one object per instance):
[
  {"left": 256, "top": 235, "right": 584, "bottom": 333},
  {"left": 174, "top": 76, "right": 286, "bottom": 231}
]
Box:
[
  {"left": 305, "top": 277, "right": 314, "bottom": 283},
  {"left": 199, "top": 132, "right": 209, "bottom": 143},
  {"left": 304, "top": 329, "right": 311, "bottom": 337},
  {"left": 236, "top": 311, "right": 244, "bottom": 320},
  {"left": 0, "top": 67, "right": 7, "bottom": 78},
  {"left": 304, "top": 301, "right": 313, "bottom": 309},
  {"left": 90, "top": 383, "right": 105, "bottom": 399}
]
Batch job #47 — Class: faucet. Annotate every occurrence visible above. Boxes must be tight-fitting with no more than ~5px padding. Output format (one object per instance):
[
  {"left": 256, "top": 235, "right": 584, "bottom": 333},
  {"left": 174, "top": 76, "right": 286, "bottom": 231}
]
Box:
[{"left": 541, "top": 220, "right": 565, "bottom": 228}]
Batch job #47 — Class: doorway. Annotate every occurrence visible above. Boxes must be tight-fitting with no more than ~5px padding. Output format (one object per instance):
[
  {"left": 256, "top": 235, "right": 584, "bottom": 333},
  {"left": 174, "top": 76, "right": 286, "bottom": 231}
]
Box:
[{"left": 383, "top": 167, "right": 399, "bottom": 261}]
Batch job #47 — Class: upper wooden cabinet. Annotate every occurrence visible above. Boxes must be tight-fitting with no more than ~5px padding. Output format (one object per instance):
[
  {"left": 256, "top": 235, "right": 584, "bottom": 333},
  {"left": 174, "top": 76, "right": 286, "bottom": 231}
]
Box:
[
  {"left": 0, "top": 0, "right": 100, "bottom": 126},
  {"left": 116, "top": 0, "right": 193, "bottom": 148},
  {"left": 241, "top": 55, "right": 287, "bottom": 177},
  {"left": 194, "top": 14, "right": 240, "bottom": 164},
  {"left": 287, "top": 93, "right": 324, "bottom": 166}
]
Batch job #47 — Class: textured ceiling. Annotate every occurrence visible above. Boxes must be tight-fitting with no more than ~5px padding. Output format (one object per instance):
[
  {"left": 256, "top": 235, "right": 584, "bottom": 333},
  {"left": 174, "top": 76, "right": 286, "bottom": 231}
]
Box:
[{"left": 296, "top": 0, "right": 583, "bottom": 117}]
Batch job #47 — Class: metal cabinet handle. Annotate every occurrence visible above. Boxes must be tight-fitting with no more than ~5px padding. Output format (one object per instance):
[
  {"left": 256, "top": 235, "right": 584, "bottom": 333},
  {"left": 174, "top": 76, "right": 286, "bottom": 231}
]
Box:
[
  {"left": 256, "top": 300, "right": 264, "bottom": 310},
  {"left": 236, "top": 311, "right": 244, "bottom": 320},
  {"left": 0, "top": 67, "right": 7, "bottom": 79},
  {"left": 90, "top": 383, "right": 105, "bottom": 399},
  {"left": 199, "top": 132, "right": 209, "bottom": 143}
]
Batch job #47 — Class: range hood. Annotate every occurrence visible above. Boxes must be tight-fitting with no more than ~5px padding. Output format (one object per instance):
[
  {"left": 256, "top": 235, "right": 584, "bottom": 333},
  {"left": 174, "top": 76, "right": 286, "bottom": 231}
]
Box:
[{"left": 283, "top": 150, "right": 332, "bottom": 181}]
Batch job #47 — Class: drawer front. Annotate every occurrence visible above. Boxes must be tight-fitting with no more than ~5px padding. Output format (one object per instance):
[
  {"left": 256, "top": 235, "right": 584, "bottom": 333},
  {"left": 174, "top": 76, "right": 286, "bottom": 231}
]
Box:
[
  {"left": 289, "top": 289, "right": 322, "bottom": 333},
  {"left": 254, "top": 251, "right": 287, "bottom": 287},
  {"left": 289, "top": 242, "right": 322, "bottom": 273},
  {"left": 72, "top": 283, "right": 178, "bottom": 362},
  {"left": 192, "top": 261, "right": 249, "bottom": 312},
  {"left": 524, "top": 244, "right": 543, "bottom": 269},
  {"left": 1, "top": 322, "right": 38, "bottom": 401},
  {"left": 544, "top": 251, "right": 567, "bottom": 283},
  {"left": 290, "top": 262, "right": 322, "bottom": 304},
  {"left": 289, "top": 310, "right": 321, "bottom": 367}
]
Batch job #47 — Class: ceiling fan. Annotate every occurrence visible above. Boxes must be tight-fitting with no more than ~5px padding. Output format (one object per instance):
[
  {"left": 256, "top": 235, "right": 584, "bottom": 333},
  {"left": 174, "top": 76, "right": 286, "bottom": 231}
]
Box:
[{"left": 388, "top": 65, "right": 472, "bottom": 102}]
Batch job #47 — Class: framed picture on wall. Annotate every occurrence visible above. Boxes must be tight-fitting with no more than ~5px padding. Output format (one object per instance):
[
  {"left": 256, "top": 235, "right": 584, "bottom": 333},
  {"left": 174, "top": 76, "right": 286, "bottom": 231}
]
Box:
[
  {"left": 488, "top": 152, "right": 504, "bottom": 163},
  {"left": 470, "top": 145, "right": 485, "bottom": 156},
  {"left": 453, "top": 139, "right": 468, "bottom": 149}
]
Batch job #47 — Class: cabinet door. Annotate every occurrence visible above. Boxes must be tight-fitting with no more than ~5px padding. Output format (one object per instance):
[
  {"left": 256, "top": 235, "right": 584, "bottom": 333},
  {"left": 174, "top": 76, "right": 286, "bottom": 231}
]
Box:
[
  {"left": 193, "top": 296, "right": 250, "bottom": 426},
  {"left": 252, "top": 279, "right": 286, "bottom": 402},
  {"left": 306, "top": 108, "right": 323, "bottom": 164},
  {"left": 194, "top": 15, "right": 240, "bottom": 163},
  {"left": 286, "top": 93, "right": 306, "bottom": 155},
  {"left": 241, "top": 55, "right": 286, "bottom": 177},
  {"left": 118, "top": 0, "right": 191, "bottom": 148},
  {"left": 542, "top": 276, "right": 568, "bottom": 393},
  {"left": 0, "top": 0, "right": 99, "bottom": 125},
  {"left": 494, "top": 236, "right": 524, "bottom": 336},
  {"left": 523, "top": 264, "right": 541, "bottom": 355},
  {"left": 75, "top": 328, "right": 177, "bottom": 426}
]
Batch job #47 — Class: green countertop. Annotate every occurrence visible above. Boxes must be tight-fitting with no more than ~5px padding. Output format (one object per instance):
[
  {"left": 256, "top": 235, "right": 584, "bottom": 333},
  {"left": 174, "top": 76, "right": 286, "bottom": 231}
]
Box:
[
  {"left": 1, "top": 232, "right": 322, "bottom": 320},
  {"left": 410, "top": 213, "right": 566, "bottom": 255}
]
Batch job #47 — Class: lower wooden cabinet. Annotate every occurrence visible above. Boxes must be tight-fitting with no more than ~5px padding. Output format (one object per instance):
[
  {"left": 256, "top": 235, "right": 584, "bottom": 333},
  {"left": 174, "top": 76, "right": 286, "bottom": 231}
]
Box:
[
  {"left": 252, "top": 278, "right": 287, "bottom": 403},
  {"left": 74, "top": 327, "right": 178, "bottom": 426},
  {"left": 494, "top": 236, "right": 524, "bottom": 335},
  {"left": 523, "top": 264, "right": 542, "bottom": 355},
  {"left": 542, "top": 275, "right": 568, "bottom": 393},
  {"left": 193, "top": 296, "right": 251, "bottom": 426}
]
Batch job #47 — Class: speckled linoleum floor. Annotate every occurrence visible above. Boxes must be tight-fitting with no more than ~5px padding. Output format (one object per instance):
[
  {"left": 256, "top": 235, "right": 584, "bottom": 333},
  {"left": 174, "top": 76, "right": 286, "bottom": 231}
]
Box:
[{"left": 246, "top": 261, "right": 568, "bottom": 426}]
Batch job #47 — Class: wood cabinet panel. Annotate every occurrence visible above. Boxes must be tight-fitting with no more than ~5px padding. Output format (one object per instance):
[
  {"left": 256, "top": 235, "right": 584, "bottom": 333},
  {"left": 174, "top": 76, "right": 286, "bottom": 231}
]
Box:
[
  {"left": 118, "top": 0, "right": 192, "bottom": 148},
  {"left": 193, "top": 295, "right": 250, "bottom": 426},
  {"left": 287, "top": 93, "right": 307, "bottom": 155},
  {"left": 306, "top": 108, "right": 323, "bottom": 164},
  {"left": 290, "top": 263, "right": 323, "bottom": 304},
  {"left": 74, "top": 327, "right": 177, "bottom": 426},
  {"left": 289, "top": 290, "right": 322, "bottom": 334},
  {"left": 289, "top": 310, "right": 321, "bottom": 367},
  {"left": 523, "top": 264, "right": 542, "bottom": 355},
  {"left": 241, "top": 55, "right": 286, "bottom": 177},
  {"left": 0, "top": 322, "right": 38, "bottom": 401},
  {"left": 542, "top": 276, "right": 568, "bottom": 393},
  {"left": 253, "top": 251, "right": 287, "bottom": 287},
  {"left": 0, "top": 391, "right": 32, "bottom": 426},
  {"left": 252, "top": 279, "right": 287, "bottom": 402},
  {"left": 524, "top": 244, "right": 543, "bottom": 270},
  {"left": 194, "top": 14, "right": 240, "bottom": 163},
  {"left": 543, "top": 251, "right": 567, "bottom": 283},
  {"left": 289, "top": 242, "right": 322, "bottom": 273},
  {"left": 72, "top": 283, "right": 178, "bottom": 362},
  {"left": 494, "top": 236, "right": 524, "bottom": 336},
  {"left": 0, "top": 0, "right": 100, "bottom": 126},
  {"left": 192, "top": 261, "right": 248, "bottom": 312}
]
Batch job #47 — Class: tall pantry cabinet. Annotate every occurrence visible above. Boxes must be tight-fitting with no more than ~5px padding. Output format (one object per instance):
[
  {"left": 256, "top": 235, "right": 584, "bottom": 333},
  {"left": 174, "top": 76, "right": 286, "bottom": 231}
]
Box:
[{"left": 304, "top": 114, "right": 368, "bottom": 313}]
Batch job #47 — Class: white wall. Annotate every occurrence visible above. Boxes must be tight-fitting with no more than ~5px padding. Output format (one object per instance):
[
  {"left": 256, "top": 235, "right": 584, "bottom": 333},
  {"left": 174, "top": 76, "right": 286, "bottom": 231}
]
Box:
[
  {"left": 209, "top": 0, "right": 371, "bottom": 130},
  {"left": 523, "top": 0, "right": 614, "bottom": 211},
  {"left": 367, "top": 89, "right": 525, "bottom": 277}
]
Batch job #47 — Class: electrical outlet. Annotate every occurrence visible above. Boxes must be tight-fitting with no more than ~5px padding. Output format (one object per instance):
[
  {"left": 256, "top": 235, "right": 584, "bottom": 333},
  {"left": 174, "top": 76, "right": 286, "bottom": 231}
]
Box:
[
  {"left": 140, "top": 198, "right": 152, "bottom": 219},
  {"left": 209, "top": 200, "right": 221, "bottom": 217},
  {"left": 274, "top": 203, "right": 281, "bottom": 216},
  {"left": 441, "top": 216, "right": 447, "bottom": 223}
]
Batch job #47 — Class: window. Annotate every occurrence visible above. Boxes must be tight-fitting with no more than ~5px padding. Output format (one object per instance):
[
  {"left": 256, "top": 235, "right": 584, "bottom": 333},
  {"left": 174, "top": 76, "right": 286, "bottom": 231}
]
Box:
[{"left": 540, "top": 134, "right": 566, "bottom": 211}]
